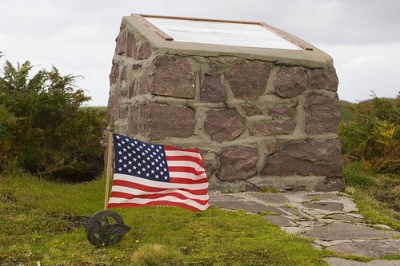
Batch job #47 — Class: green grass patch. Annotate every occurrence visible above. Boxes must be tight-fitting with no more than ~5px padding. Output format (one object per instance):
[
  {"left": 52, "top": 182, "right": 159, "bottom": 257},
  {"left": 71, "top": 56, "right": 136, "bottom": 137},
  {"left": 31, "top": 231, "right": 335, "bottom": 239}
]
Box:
[
  {"left": 0, "top": 173, "right": 332, "bottom": 265},
  {"left": 344, "top": 161, "right": 400, "bottom": 230}
]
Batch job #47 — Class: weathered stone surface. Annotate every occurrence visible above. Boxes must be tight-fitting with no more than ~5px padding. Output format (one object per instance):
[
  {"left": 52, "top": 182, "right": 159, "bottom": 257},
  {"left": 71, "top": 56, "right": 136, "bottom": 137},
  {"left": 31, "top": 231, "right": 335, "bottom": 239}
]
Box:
[
  {"left": 303, "top": 223, "right": 400, "bottom": 241},
  {"left": 128, "top": 81, "right": 136, "bottom": 98},
  {"left": 264, "top": 141, "right": 280, "bottom": 155},
  {"left": 138, "top": 42, "right": 152, "bottom": 59},
  {"left": 139, "top": 102, "right": 196, "bottom": 139},
  {"left": 225, "top": 61, "right": 271, "bottom": 100},
  {"left": 313, "top": 177, "right": 345, "bottom": 192},
  {"left": 120, "top": 66, "right": 127, "bottom": 81},
  {"left": 211, "top": 201, "right": 272, "bottom": 213},
  {"left": 219, "top": 146, "right": 259, "bottom": 181},
  {"left": 306, "top": 94, "right": 340, "bottom": 134},
  {"left": 120, "top": 83, "right": 129, "bottom": 98},
  {"left": 303, "top": 202, "right": 344, "bottom": 212},
  {"left": 310, "top": 68, "right": 338, "bottom": 92},
  {"left": 107, "top": 93, "right": 118, "bottom": 120},
  {"left": 118, "top": 105, "right": 129, "bottom": 119},
  {"left": 262, "top": 139, "right": 343, "bottom": 176},
  {"left": 109, "top": 64, "right": 119, "bottom": 85},
  {"left": 151, "top": 55, "right": 195, "bottom": 99},
  {"left": 247, "top": 192, "right": 290, "bottom": 205},
  {"left": 263, "top": 215, "right": 296, "bottom": 227},
  {"left": 274, "top": 67, "right": 308, "bottom": 98},
  {"left": 250, "top": 121, "right": 296, "bottom": 136},
  {"left": 328, "top": 240, "right": 400, "bottom": 258},
  {"left": 204, "top": 109, "right": 245, "bottom": 143},
  {"left": 115, "top": 29, "right": 126, "bottom": 55},
  {"left": 242, "top": 105, "right": 261, "bottom": 116},
  {"left": 126, "top": 31, "right": 136, "bottom": 58},
  {"left": 137, "top": 65, "right": 154, "bottom": 95},
  {"left": 201, "top": 74, "right": 226, "bottom": 102},
  {"left": 268, "top": 105, "right": 297, "bottom": 118},
  {"left": 128, "top": 106, "right": 139, "bottom": 135}
]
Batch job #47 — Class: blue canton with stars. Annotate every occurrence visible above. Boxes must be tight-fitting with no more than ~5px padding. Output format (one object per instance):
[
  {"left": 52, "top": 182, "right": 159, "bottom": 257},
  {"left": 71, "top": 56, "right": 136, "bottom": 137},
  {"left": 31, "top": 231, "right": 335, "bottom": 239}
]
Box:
[{"left": 113, "top": 134, "right": 170, "bottom": 182}]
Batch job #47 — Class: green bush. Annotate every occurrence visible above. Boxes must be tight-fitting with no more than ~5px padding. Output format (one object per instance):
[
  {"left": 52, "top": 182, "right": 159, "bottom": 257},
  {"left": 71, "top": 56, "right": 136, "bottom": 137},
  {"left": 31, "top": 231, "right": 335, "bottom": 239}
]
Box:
[
  {"left": 339, "top": 93, "right": 400, "bottom": 173},
  {"left": 0, "top": 59, "right": 106, "bottom": 181}
]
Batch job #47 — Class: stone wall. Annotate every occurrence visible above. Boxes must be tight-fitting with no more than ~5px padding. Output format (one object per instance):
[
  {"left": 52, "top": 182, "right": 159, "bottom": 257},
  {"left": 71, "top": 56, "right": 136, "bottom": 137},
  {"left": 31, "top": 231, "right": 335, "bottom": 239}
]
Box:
[{"left": 107, "top": 16, "right": 344, "bottom": 192}]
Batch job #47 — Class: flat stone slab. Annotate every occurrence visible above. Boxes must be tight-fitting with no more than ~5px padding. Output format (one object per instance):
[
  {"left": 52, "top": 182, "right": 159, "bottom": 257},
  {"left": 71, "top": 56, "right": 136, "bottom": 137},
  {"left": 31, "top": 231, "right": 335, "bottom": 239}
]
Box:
[
  {"left": 325, "top": 258, "right": 400, "bottom": 266},
  {"left": 304, "top": 194, "right": 339, "bottom": 201},
  {"left": 247, "top": 192, "right": 290, "bottom": 205},
  {"left": 263, "top": 215, "right": 296, "bottom": 227},
  {"left": 303, "top": 201, "right": 344, "bottom": 212},
  {"left": 282, "top": 207, "right": 312, "bottom": 219},
  {"left": 211, "top": 201, "right": 272, "bottom": 213},
  {"left": 328, "top": 239, "right": 400, "bottom": 258},
  {"left": 303, "top": 222, "right": 400, "bottom": 240},
  {"left": 209, "top": 194, "right": 243, "bottom": 203},
  {"left": 330, "top": 214, "right": 363, "bottom": 222}
]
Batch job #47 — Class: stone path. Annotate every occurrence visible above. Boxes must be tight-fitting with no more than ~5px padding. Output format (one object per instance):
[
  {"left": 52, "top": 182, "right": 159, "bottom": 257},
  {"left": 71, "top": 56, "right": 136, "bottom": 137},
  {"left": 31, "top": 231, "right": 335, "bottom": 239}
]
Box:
[{"left": 209, "top": 191, "right": 400, "bottom": 266}]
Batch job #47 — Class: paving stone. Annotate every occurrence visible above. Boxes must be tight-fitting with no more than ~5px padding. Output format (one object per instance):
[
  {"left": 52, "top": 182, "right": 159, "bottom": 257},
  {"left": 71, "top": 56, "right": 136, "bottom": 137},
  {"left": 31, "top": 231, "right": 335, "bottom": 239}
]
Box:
[
  {"left": 263, "top": 215, "right": 296, "bottom": 227},
  {"left": 303, "top": 201, "right": 344, "bottom": 212},
  {"left": 282, "top": 207, "right": 312, "bottom": 219},
  {"left": 246, "top": 192, "right": 290, "bottom": 205},
  {"left": 330, "top": 214, "right": 363, "bottom": 222},
  {"left": 303, "top": 223, "right": 400, "bottom": 240},
  {"left": 325, "top": 258, "right": 400, "bottom": 266},
  {"left": 304, "top": 193, "right": 338, "bottom": 201},
  {"left": 328, "top": 239, "right": 400, "bottom": 258},
  {"left": 211, "top": 201, "right": 272, "bottom": 213},
  {"left": 209, "top": 194, "right": 243, "bottom": 203}
]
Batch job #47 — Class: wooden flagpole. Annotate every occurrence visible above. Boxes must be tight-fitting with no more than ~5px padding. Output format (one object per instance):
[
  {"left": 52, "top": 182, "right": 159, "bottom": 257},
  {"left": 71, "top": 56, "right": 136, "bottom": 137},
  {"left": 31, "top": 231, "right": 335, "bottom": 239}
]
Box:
[{"left": 104, "top": 117, "right": 114, "bottom": 210}]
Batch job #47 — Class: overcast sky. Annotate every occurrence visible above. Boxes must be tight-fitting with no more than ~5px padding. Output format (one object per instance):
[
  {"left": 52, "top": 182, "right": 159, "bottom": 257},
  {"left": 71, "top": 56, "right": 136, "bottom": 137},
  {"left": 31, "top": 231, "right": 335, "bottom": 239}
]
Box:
[{"left": 1, "top": 0, "right": 399, "bottom": 106}]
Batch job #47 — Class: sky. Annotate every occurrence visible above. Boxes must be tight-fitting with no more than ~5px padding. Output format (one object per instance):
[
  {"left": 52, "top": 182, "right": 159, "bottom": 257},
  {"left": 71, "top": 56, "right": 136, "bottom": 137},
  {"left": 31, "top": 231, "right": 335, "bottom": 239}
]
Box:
[{"left": 1, "top": 0, "right": 399, "bottom": 106}]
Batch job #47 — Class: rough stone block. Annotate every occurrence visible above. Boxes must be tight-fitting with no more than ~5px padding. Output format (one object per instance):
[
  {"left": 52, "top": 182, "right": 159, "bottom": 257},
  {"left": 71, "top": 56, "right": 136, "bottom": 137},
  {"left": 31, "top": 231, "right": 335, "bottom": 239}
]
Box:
[
  {"left": 204, "top": 109, "right": 245, "bottom": 143},
  {"left": 310, "top": 68, "right": 338, "bottom": 92},
  {"left": 126, "top": 32, "right": 136, "bottom": 58},
  {"left": 151, "top": 55, "right": 195, "bottom": 99},
  {"left": 138, "top": 42, "right": 152, "bottom": 59},
  {"left": 201, "top": 74, "right": 226, "bottom": 102},
  {"left": 306, "top": 94, "right": 340, "bottom": 134},
  {"left": 107, "top": 93, "right": 118, "bottom": 120},
  {"left": 115, "top": 29, "right": 126, "bottom": 55},
  {"left": 262, "top": 139, "right": 343, "bottom": 176},
  {"left": 118, "top": 105, "right": 129, "bottom": 119},
  {"left": 139, "top": 102, "right": 196, "bottom": 139},
  {"left": 219, "top": 146, "right": 259, "bottom": 181},
  {"left": 274, "top": 67, "right": 308, "bottom": 98},
  {"left": 128, "top": 106, "right": 139, "bottom": 135},
  {"left": 225, "top": 61, "right": 271, "bottom": 100},
  {"left": 250, "top": 121, "right": 296, "bottom": 136},
  {"left": 109, "top": 64, "right": 119, "bottom": 85},
  {"left": 268, "top": 105, "right": 297, "bottom": 118}
]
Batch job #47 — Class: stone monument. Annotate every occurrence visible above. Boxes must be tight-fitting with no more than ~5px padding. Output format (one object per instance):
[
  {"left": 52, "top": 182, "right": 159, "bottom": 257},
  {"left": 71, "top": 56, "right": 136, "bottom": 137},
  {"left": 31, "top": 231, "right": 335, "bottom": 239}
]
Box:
[{"left": 107, "top": 14, "right": 343, "bottom": 192}]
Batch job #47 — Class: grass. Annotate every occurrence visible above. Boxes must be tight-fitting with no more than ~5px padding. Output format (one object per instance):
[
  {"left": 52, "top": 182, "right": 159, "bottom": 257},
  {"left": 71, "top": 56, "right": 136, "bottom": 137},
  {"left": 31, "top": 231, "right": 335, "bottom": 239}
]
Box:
[
  {"left": 0, "top": 172, "right": 332, "bottom": 266},
  {"left": 343, "top": 161, "right": 400, "bottom": 231}
]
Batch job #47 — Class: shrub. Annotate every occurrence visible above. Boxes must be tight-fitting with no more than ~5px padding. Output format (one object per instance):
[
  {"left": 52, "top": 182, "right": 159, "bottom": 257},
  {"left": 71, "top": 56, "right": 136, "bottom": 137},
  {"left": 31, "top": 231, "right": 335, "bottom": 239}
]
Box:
[
  {"left": 0, "top": 59, "right": 106, "bottom": 181},
  {"left": 339, "top": 93, "right": 400, "bottom": 173}
]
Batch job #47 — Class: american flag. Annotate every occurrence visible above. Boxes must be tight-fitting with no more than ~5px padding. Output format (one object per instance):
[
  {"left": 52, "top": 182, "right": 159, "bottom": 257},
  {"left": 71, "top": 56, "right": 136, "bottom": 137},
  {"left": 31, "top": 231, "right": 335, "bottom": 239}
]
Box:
[{"left": 107, "top": 134, "right": 209, "bottom": 211}]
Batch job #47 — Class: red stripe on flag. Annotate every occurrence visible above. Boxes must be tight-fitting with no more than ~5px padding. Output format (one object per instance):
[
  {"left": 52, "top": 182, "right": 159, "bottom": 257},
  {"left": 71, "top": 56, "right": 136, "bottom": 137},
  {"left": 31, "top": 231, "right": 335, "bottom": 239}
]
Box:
[
  {"left": 110, "top": 191, "right": 209, "bottom": 205},
  {"left": 108, "top": 201, "right": 204, "bottom": 212}
]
